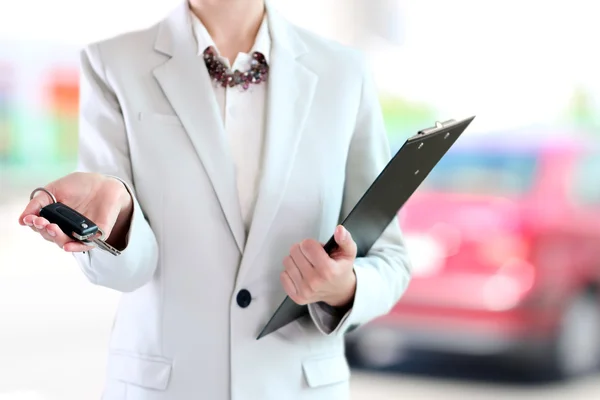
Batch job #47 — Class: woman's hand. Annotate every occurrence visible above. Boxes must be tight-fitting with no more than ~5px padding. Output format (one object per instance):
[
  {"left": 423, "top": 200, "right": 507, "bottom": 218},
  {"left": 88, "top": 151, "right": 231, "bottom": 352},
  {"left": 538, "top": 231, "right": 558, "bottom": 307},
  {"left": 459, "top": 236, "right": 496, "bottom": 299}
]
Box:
[
  {"left": 281, "top": 225, "right": 358, "bottom": 308},
  {"left": 18, "top": 172, "right": 133, "bottom": 252}
]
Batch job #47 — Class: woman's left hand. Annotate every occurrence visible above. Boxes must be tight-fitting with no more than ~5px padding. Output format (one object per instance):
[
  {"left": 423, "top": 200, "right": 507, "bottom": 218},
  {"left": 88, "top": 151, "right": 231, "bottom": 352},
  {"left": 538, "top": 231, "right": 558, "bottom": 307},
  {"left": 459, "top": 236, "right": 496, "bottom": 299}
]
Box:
[{"left": 281, "top": 225, "right": 357, "bottom": 307}]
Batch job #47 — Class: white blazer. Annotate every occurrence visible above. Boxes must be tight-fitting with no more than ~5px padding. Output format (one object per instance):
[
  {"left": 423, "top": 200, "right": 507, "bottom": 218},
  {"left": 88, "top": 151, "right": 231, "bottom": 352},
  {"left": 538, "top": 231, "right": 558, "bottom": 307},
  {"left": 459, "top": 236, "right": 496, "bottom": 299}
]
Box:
[{"left": 73, "top": 1, "right": 411, "bottom": 399}]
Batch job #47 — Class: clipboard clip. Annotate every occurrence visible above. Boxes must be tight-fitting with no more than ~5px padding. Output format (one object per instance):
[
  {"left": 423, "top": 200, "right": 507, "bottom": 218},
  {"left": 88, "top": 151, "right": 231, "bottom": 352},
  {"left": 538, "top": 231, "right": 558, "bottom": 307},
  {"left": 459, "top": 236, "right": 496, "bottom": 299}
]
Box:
[{"left": 417, "top": 119, "right": 457, "bottom": 136}]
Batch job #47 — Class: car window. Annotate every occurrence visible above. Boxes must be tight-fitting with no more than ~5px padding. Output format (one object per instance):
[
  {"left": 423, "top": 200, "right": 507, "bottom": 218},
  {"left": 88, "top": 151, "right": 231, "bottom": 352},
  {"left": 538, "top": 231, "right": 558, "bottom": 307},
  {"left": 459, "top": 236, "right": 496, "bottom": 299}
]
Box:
[
  {"left": 570, "top": 152, "right": 600, "bottom": 206},
  {"left": 420, "top": 150, "right": 538, "bottom": 197}
]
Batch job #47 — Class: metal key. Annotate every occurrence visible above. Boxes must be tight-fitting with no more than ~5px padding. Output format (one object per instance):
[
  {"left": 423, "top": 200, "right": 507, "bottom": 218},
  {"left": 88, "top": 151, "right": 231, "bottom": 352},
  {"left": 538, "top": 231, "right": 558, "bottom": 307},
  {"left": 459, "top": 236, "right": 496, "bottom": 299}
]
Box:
[{"left": 30, "top": 187, "right": 121, "bottom": 256}]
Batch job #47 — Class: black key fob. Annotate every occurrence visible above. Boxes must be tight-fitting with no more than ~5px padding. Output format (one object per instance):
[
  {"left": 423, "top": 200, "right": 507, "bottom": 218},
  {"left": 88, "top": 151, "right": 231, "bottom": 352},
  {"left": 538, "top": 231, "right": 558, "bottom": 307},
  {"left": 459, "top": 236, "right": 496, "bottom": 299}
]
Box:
[{"left": 40, "top": 202, "right": 99, "bottom": 241}]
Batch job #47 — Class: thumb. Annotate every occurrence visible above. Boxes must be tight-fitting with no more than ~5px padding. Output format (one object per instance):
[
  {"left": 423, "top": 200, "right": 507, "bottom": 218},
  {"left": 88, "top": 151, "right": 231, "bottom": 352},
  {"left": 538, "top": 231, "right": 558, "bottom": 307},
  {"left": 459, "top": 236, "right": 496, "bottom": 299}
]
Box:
[
  {"left": 333, "top": 225, "right": 357, "bottom": 258},
  {"left": 18, "top": 187, "right": 56, "bottom": 225}
]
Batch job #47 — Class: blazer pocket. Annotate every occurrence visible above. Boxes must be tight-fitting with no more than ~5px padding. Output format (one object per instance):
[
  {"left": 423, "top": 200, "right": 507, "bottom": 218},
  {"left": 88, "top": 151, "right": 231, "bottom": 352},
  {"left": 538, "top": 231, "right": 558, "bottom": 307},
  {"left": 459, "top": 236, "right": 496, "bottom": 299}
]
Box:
[
  {"left": 302, "top": 353, "right": 350, "bottom": 388},
  {"left": 107, "top": 350, "right": 173, "bottom": 390},
  {"left": 138, "top": 112, "right": 183, "bottom": 126}
]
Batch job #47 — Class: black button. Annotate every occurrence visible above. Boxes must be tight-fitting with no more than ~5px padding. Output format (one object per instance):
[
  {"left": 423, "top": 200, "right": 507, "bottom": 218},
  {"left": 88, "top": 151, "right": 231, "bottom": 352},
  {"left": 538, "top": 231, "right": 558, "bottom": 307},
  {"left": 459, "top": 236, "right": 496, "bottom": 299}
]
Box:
[{"left": 236, "top": 289, "right": 252, "bottom": 308}]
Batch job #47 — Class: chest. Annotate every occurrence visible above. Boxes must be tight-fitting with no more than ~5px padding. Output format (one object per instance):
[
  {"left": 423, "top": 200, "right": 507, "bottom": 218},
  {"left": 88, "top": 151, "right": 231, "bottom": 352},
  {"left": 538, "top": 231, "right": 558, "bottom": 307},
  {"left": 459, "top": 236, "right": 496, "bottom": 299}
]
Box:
[
  {"left": 124, "top": 78, "right": 357, "bottom": 191},
  {"left": 114, "top": 51, "right": 362, "bottom": 252}
]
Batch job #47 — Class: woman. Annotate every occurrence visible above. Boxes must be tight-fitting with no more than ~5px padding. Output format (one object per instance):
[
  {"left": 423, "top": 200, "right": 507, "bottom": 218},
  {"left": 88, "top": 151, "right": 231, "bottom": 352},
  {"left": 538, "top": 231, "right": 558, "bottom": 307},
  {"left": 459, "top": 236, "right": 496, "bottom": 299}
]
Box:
[{"left": 19, "top": 0, "right": 411, "bottom": 398}]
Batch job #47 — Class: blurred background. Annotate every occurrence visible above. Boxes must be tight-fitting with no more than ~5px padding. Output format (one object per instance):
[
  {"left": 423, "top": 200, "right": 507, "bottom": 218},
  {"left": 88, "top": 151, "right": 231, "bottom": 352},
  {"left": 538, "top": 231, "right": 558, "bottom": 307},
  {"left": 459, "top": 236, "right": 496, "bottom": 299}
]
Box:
[{"left": 1, "top": 0, "right": 600, "bottom": 399}]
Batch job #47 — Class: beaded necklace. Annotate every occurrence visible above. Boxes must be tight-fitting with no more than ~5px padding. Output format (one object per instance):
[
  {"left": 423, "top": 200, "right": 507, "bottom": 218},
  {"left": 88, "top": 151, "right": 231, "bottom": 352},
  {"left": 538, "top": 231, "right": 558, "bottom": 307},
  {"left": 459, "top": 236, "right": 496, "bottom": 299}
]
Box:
[{"left": 203, "top": 46, "right": 269, "bottom": 91}]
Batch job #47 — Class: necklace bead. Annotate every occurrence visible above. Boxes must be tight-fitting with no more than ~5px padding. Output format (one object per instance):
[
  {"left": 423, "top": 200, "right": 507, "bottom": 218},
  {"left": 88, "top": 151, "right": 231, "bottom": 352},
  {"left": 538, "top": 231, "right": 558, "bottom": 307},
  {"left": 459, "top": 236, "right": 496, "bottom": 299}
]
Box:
[{"left": 203, "top": 46, "right": 269, "bottom": 90}]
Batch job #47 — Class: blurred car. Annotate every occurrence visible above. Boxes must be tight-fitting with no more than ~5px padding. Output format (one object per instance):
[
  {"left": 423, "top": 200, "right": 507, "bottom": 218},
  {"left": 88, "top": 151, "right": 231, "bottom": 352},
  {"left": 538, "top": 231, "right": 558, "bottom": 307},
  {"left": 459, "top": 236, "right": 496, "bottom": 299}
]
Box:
[{"left": 346, "top": 127, "right": 600, "bottom": 380}]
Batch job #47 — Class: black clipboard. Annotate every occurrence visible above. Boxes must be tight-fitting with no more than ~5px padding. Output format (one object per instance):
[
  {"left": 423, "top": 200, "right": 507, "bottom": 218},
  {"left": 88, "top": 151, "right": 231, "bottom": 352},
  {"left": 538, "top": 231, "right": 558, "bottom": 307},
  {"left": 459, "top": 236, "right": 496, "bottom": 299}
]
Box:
[{"left": 257, "top": 116, "right": 476, "bottom": 340}]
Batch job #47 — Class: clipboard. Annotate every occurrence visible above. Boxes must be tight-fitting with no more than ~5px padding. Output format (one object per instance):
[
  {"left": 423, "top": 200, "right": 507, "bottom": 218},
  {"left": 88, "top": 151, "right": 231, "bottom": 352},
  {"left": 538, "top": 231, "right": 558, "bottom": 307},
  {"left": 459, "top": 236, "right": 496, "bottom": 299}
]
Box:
[{"left": 257, "top": 116, "right": 476, "bottom": 340}]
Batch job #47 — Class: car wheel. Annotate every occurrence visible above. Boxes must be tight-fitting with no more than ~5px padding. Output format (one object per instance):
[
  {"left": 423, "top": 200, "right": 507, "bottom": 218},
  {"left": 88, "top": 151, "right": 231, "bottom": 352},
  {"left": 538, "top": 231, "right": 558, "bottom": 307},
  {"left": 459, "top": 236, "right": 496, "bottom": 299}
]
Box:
[
  {"left": 537, "top": 291, "right": 600, "bottom": 380},
  {"left": 555, "top": 291, "right": 600, "bottom": 378},
  {"left": 346, "top": 328, "right": 406, "bottom": 370}
]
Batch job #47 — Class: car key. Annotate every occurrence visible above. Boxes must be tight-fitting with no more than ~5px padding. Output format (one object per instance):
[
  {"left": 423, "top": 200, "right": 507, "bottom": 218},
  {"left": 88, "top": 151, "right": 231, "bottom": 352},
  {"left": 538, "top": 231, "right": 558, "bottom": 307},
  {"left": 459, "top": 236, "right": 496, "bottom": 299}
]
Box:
[
  {"left": 40, "top": 202, "right": 99, "bottom": 241},
  {"left": 40, "top": 202, "right": 122, "bottom": 256},
  {"left": 31, "top": 188, "right": 121, "bottom": 256}
]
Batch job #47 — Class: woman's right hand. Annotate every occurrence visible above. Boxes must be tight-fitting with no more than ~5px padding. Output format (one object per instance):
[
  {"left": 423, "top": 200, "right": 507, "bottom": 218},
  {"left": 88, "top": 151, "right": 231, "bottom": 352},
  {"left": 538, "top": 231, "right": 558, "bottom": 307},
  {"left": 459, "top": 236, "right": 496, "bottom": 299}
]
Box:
[{"left": 18, "top": 172, "right": 133, "bottom": 252}]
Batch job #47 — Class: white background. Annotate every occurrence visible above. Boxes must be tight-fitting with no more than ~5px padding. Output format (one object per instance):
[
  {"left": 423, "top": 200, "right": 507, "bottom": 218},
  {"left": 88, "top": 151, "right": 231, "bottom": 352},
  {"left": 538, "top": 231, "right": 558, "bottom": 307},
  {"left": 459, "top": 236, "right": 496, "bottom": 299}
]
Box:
[{"left": 1, "top": 0, "right": 599, "bottom": 133}]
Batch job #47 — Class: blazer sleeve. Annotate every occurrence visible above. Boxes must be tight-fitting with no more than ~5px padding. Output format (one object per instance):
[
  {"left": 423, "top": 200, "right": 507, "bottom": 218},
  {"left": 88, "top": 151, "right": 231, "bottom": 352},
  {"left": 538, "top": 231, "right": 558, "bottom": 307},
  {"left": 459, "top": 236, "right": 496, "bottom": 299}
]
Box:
[
  {"left": 308, "top": 54, "right": 412, "bottom": 336},
  {"left": 71, "top": 43, "right": 159, "bottom": 292}
]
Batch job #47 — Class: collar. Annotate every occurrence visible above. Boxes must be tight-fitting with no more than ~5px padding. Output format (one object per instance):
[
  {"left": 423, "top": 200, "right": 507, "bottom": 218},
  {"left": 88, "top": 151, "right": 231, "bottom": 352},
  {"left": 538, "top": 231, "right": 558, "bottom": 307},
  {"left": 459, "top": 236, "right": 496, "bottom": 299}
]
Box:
[{"left": 189, "top": 8, "right": 271, "bottom": 64}]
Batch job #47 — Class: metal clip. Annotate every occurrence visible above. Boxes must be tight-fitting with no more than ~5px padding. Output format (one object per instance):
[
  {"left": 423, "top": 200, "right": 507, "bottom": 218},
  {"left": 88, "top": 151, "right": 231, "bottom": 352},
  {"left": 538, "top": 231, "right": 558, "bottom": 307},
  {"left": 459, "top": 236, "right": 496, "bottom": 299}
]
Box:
[{"left": 418, "top": 119, "right": 457, "bottom": 136}]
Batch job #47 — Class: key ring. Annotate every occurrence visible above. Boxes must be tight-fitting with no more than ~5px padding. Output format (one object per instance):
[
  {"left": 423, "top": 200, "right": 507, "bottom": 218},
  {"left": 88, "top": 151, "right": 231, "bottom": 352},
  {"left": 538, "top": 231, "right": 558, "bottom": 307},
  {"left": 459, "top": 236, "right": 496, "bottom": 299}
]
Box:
[{"left": 30, "top": 187, "right": 57, "bottom": 204}]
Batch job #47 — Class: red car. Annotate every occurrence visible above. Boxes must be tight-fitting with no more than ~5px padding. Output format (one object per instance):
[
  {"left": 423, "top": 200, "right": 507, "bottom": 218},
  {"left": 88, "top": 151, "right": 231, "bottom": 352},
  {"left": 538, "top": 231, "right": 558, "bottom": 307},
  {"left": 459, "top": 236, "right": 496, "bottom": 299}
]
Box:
[{"left": 346, "top": 127, "right": 600, "bottom": 379}]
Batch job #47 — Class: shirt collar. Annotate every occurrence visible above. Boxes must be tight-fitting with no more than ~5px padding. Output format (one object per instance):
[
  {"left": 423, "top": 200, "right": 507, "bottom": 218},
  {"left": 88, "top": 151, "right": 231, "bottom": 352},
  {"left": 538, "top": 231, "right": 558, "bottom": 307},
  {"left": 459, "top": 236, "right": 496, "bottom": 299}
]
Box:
[{"left": 189, "top": 9, "right": 271, "bottom": 64}]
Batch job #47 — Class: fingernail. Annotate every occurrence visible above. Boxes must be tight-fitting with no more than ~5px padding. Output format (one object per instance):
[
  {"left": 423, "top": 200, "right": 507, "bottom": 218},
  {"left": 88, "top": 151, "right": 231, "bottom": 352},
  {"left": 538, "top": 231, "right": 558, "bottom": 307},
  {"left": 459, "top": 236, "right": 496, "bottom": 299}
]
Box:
[
  {"left": 24, "top": 219, "right": 32, "bottom": 226},
  {"left": 34, "top": 224, "right": 43, "bottom": 229},
  {"left": 47, "top": 229, "right": 56, "bottom": 237},
  {"left": 339, "top": 226, "right": 347, "bottom": 241}
]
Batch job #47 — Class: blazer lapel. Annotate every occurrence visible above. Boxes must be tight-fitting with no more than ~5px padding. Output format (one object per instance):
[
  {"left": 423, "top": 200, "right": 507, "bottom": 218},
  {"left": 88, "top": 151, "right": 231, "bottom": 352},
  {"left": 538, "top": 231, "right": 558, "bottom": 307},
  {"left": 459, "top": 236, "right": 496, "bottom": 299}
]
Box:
[
  {"left": 237, "top": 5, "right": 318, "bottom": 281},
  {"left": 152, "top": 3, "right": 246, "bottom": 253}
]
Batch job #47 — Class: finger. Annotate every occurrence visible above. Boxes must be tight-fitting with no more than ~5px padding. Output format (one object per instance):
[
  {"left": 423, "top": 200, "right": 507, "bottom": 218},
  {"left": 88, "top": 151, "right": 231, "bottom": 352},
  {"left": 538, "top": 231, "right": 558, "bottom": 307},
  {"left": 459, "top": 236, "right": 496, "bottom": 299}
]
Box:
[
  {"left": 299, "top": 239, "right": 332, "bottom": 270},
  {"left": 27, "top": 224, "right": 53, "bottom": 239},
  {"left": 280, "top": 270, "right": 297, "bottom": 295},
  {"left": 30, "top": 220, "right": 83, "bottom": 251},
  {"left": 24, "top": 218, "right": 88, "bottom": 251},
  {"left": 280, "top": 271, "right": 307, "bottom": 305},
  {"left": 45, "top": 223, "right": 72, "bottom": 248},
  {"left": 22, "top": 214, "right": 37, "bottom": 227},
  {"left": 284, "top": 255, "right": 314, "bottom": 301},
  {"left": 32, "top": 216, "right": 50, "bottom": 230},
  {"left": 36, "top": 227, "right": 58, "bottom": 243},
  {"left": 44, "top": 223, "right": 61, "bottom": 238},
  {"left": 19, "top": 192, "right": 55, "bottom": 226},
  {"left": 333, "top": 225, "right": 347, "bottom": 244},
  {"left": 290, "top": 244, "right": 317, "bottom": 281},
  {"left": 63, "top": 241, "right": 95, "bottom": 252},
  {"left": 333, "top": 225, "right": 357, "bottom": 258},
  {"left": 283, "top": 256, "right": 302, "bottom": 290}
]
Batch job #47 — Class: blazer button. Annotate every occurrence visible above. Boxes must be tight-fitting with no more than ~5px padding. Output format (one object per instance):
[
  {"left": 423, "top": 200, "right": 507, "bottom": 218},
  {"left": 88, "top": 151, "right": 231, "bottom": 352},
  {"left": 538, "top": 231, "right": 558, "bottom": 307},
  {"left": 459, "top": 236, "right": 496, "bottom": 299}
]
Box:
[{"left": 236, "top": 289, "right": 252, "bottom": 308}]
